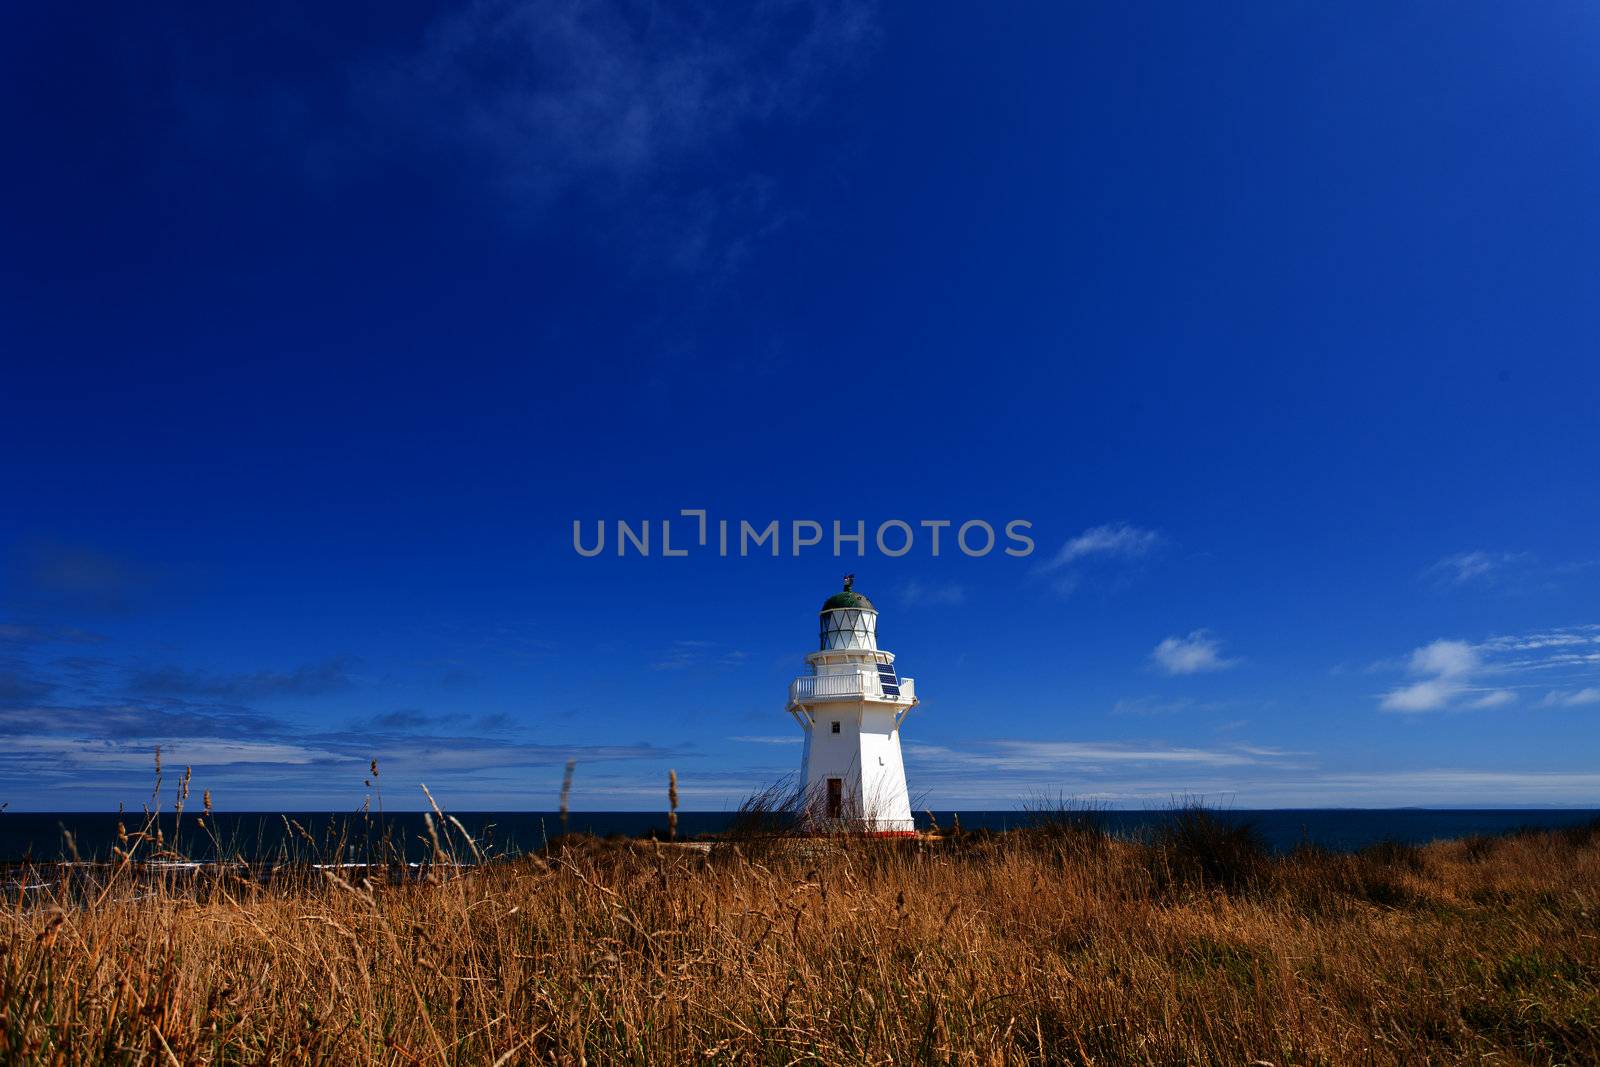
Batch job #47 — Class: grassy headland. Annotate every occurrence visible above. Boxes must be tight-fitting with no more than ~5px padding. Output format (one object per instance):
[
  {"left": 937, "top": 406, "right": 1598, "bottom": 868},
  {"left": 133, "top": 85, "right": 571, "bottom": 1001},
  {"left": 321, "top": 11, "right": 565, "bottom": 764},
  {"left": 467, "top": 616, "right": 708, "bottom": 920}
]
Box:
[{"left": 2, "top": 808, "right": 1597, "bottom": 1064}]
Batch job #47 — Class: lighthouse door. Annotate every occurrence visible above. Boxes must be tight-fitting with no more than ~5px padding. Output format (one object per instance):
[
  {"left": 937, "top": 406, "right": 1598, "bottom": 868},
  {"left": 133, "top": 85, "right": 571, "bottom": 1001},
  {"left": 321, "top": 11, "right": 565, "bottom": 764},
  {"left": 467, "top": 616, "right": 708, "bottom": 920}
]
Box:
[{"left": 826, "top": 778, "right": 843, "bottom": 819}]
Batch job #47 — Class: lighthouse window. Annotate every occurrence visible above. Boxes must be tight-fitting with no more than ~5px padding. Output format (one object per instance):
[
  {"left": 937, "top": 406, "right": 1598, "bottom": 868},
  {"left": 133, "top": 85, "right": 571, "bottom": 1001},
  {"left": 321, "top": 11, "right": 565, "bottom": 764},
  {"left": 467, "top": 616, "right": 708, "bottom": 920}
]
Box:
[
  {"left": 831, "top": 721, "right": 841, "bottom": 733},
  {"left": 820, "top": 608, "right": 877, "bottom": 650}
]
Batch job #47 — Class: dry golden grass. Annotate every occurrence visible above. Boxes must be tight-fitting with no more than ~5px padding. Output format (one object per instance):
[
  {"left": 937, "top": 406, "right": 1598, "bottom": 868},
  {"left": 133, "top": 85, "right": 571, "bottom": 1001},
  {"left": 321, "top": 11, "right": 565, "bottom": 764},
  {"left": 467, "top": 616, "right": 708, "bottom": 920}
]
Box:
[{"left": 2, "top": 815, "right": 1598, "bottom": 1065}]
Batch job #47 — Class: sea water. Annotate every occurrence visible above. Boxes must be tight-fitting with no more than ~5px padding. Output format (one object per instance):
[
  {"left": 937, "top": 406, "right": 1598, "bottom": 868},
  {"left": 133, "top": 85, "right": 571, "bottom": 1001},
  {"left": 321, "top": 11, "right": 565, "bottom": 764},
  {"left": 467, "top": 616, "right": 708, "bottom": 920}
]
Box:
[{"left": 2, "top": 808, "right": 1596, "bottom": 864}]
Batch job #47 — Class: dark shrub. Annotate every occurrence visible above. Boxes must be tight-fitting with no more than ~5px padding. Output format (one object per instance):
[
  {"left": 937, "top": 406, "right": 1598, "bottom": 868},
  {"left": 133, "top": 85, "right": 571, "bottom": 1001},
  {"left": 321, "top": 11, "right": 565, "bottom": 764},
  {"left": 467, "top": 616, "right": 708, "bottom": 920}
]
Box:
[
  {"left": 1363, "top": 838, "right": 1425, "bottom": 874},
  {"left": 712, "top": 779, "right": 802, "bottom": 863},
  {"left": 1018, "top": 795, "right": 1110, "bottom": 859},
  {"left": 1149, "top": 804, "right": 1269, "bottom": 896},
  {"left": 1561, "top": 816, "right": 1600, "bottom": 849},
  {"left": 1345, "top": 854, "right": 1418, "bottom": 908}
]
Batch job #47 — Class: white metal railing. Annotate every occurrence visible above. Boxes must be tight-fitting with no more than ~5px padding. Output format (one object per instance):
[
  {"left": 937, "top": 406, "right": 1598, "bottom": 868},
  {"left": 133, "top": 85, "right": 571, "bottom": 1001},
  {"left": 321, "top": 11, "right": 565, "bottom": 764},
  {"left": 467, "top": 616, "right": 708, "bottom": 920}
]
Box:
[
  {"left": 790, "top": 673, "right": 868, "bottom": 700},
  {"left": 788, "top": 671, "right": 915, "bottom": 705}
]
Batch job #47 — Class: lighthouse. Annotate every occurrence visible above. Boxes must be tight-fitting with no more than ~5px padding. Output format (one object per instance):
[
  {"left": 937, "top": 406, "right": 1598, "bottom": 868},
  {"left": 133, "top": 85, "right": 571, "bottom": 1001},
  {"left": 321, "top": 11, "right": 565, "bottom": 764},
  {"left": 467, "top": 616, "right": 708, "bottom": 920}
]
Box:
[{"left": 786, "top": 576, "right": 918, "bottom": 834}]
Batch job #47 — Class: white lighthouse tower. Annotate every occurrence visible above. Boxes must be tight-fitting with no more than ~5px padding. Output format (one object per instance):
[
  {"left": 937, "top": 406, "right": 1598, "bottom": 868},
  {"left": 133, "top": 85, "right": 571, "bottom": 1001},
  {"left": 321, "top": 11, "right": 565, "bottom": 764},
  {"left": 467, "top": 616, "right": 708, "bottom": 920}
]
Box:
[{"left": 787, "top": 576, "right": 918, "bottom": 835}]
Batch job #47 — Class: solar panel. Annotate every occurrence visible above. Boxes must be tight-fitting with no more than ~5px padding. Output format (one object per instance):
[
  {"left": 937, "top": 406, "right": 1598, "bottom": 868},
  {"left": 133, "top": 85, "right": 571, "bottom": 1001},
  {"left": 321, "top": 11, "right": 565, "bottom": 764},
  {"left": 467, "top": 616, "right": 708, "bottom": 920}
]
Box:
[{"left": 876, "top": 663, "right": 900, "bottom": 697}]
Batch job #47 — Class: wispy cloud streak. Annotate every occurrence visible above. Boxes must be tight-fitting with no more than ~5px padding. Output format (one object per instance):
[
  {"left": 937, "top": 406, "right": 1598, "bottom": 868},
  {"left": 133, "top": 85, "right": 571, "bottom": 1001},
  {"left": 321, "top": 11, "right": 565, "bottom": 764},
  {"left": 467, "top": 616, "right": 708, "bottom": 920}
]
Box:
[
  {"left": 1039, "top": 523, "right": 1160, "bottom": 574},
  {"left": 1378, "top": 625, "right": 1600, "bottom": 713}
]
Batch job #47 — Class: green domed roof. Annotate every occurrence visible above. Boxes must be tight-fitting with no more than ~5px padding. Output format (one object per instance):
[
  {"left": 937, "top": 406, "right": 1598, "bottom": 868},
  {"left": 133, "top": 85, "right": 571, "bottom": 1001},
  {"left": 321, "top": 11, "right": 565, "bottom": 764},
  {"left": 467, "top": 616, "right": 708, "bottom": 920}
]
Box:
[{"left": 821, "top": 576, "right": 875, "bottom": 612}]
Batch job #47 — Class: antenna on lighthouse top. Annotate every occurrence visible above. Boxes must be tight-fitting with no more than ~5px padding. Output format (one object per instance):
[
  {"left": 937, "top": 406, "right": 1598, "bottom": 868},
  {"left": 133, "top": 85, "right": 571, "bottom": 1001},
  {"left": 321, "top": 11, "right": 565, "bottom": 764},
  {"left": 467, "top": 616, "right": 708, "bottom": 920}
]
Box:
[{"left": 843, "top": 574, "right": 855, "bottom": 592}]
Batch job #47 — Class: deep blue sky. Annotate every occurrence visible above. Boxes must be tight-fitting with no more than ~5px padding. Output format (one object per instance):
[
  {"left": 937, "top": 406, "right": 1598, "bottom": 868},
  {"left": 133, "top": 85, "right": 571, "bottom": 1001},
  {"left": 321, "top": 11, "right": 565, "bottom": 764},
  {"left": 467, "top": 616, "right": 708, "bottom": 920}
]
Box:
[{"left": 3, "top": 1, "right": 1598, "bottom": 811}]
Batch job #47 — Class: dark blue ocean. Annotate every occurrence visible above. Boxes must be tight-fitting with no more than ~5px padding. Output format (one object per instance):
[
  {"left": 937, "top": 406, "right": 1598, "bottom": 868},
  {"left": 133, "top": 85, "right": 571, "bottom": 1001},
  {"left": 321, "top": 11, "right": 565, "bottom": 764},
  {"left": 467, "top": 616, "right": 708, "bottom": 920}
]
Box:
[{"left": 2, "top": 809, "right": 1597, "bottom": 864}]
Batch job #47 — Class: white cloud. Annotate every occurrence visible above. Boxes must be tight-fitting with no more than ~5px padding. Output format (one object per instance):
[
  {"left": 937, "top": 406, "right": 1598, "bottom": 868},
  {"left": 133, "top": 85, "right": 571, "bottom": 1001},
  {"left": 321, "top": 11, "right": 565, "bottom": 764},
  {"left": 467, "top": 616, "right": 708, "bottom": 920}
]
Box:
[
  {"left": 1427, "top": 550, "right": 1523, "bottom": 586},
  {"left": 1425, "top": 552, "right": 1600, "bottom": 593},
  {"left": 991, "top": 741, "right": 1255, "bottom": 766},
  {"left": 1542, "top": 687, "right": 1600, "bottom": 707},
  {"left": 1232, "top": 744, "right": 1311, "bottom": 758},
  {"left": 1479, "top": 627, "right": 1600, "bottom": 655},
  {"left": 1256, "top": 769, "right": 1600, "bottom": 807},
  {"left": 0, "top": 737, "right": 342, "bottom": 768},
  {"left": 1151, "top": 631, "right": 1238, "bottom": 675},
  {"left": 729, "top": 735, "right": 803, "bottom": 745},
  {"left": 1381, "top": 679, "right": 1460, "bottom": 712},
  {"left": 1382, "top": 639, "right": 1481, "bottom": 712},
  {"left": 1379, "top": 626, "right": 1600, "bottom": 713},
  {"left": 898, "top": 740, "right": 1600, "bottom": 807},
  {"left": 1408, "top": 639, "right": 1479, "bottom": 678},
  {"left": 905, "top": 739, "right": 1283, "bottom": 773},
  {"left": 1040, "top": 523, "right": 1160, "bottom": 573}
]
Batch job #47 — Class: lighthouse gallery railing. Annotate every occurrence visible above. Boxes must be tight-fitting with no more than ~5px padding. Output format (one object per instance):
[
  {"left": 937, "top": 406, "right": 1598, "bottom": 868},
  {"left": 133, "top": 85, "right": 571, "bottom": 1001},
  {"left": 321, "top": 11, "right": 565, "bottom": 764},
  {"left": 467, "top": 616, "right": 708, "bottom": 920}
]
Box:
[{"left": 788, "top": 672, "right": 915, "bottom": 705}]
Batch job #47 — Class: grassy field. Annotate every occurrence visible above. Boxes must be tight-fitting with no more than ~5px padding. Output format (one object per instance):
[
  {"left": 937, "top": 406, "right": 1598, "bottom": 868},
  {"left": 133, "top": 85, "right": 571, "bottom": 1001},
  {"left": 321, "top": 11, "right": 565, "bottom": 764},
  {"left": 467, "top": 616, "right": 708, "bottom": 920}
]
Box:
[{"left": 2, "top": 807, "right": 1598, "bottom": 1065}]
